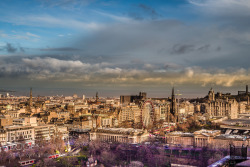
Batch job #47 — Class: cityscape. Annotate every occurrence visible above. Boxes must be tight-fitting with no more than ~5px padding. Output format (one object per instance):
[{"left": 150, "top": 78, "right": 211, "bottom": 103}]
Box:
[
  {"left": 1, "top": 0, "right": 250, "bottom": 167},
  {"left": 0, "top": 86, "right": 250, "bottom": 166}
]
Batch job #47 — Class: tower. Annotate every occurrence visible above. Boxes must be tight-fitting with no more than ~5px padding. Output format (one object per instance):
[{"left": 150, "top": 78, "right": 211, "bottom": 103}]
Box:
[
  {"left": 95, "top": 92, "right": 98, "bottom": 102},
  {"left": 170, "top": 87, "right": 177, "bottom": 122},
  {"left": 208, "top": 88, "right": 215, "bottom": 101},
  {"left": 29, "top": 88, "right": 33, "bottom": 108}
]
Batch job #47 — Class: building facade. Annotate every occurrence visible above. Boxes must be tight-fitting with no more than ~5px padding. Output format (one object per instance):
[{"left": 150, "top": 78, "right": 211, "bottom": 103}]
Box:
[{"left": 90, "top": 128, "right": 149, "bottom": 143}]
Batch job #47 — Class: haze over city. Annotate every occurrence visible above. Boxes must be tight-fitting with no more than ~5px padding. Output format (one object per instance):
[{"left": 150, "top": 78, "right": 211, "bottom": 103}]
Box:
[{"left": 0, "top": 0, "right": 250, "bottom": 97}]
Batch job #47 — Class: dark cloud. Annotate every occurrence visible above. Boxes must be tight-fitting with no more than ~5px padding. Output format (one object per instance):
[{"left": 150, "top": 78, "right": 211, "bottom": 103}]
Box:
[
  {"left": 171, "top": 44, "right": 195, "bottom": 54},
  {"left": 171, "top": 44, "right": 213, "bottom": 55},
  {"left": 6, "top": 43, "right": 17, "bottom": 53},
  {"left": 0, "top": 43, "right": 26, "bottom": 53},
  {"left": 20, "top": 47, "right": 25, "bottom": 52},
  {"left": 197, "top": 44, "right": 210, "bottom": 51}
]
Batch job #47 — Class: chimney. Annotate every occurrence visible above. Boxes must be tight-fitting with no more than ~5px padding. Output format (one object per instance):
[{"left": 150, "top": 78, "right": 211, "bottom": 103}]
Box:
[{"left": 246, "top": 85, "right": 249, "bottom": 95}]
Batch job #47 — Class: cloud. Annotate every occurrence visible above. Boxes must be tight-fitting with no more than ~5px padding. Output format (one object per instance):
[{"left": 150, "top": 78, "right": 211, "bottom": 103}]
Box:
[
  {"left": 188, "top": 0, "right": 250, "bottom": 27},
  {"left": 171, "top": 44, "right": 194, "bottom": 54},
  {"left": 0, "top": 15, "right": 102, "bottom": 30},
  {"left": 26, "top": 32, "right": 40, "bottom": 38},
  {"left": 171, "top": 44, "right": 211, "bottom": 54},
  {"left": 6, "top": 43, "right": 17, "bottom": 53},
  {"left": 138, "top": 4, "right": 161, "bottom": 20},
  {"left": 0, "top": 43, "right": 25, "bottom": 53},
  {"left": 40, "top": 47, "right": 80, "bottom": 52},
  {"left": 0, "top": 56, "right": 249, "bottom": 89},
  {"left": 40, "top": 0, "right": 94, "bottom": 9},
  {"left": 128, "top": 4, "right": 162, "bottom": 20},
  {"left": 94, "top": 11, "right": 132, "bottom": 23}
]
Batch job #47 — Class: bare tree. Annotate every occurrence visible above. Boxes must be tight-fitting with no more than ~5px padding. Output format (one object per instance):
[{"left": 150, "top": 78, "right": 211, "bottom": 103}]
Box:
[
  {"left": 74, "top": 134, "right": 89, "bottom": 148},
  {"left": 37, "top": 158, "right": 57, "bottom": 167}
]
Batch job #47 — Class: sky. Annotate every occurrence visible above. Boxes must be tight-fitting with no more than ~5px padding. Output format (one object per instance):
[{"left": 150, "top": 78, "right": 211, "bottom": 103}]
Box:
[{"left": 0, "top": 0, "right": 250, "bottom": 97}]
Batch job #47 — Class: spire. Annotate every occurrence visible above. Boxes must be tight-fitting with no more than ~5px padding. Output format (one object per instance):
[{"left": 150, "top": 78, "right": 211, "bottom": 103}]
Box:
[
  {"left": 29, "top": 87, "right": 32, "bottom": 108},
  {"left": 95, "top": 92, "right": 98, "bottom": 102},
  {"left": 172, "top": 87, "right": 175, "bottom": 99},
  {"left": 170, "top": 87, "right": 176, "bottom": 115}
]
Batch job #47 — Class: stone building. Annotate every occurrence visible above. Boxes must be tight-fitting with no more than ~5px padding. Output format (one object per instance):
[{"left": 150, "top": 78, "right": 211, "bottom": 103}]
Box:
[
  {"left": 166, "top": 131, "right": 194, "bottom": 147},
  {"left": 166, "top": 129, "right": 220, "bottom": 148},
  {"left": 166, "top": 129, "right": 250, "bottom": 149},
  {"left": 0, "top": 116, "right": 13, "bottom": 128},
  {"left": 0, "top": 129, "right": 6, "bottom": 145},
  {"left": 193, "top": 129, "right": 221, "bottom": 147},
  {"left": 118, "top": 104, "right": 141, "bottom": 124},
  {"left": 210, "top": 134, "right": 250, "bottom": 149},
  {"left": 34, "top": 124, "right": 55, "bottom": 140},
  {"left": 120, "top": 92, "right": 146, "bottom": 105},
  {"left": 155, "top": 103, "right": 169, "bottom": 121},
  {"left": 204, "top": 99, "right": 238, "bottom": 119},
  {"left": 90, "top": 128, "right": 149, "bottom": 143},
  {"left": 13, "top": 117, "right": 37, "bottom": 126},
  {"left": 4, "top": 126, "right": 35, "bottom": 143}
]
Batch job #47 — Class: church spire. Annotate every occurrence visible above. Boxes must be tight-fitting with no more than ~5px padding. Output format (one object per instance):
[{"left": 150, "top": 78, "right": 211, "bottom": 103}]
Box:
[
  {"left": 29, "top": 87, "right": 32, "bottom": 108},
  {"left": 172, "top": 87, "right": 175, "bottom": 99},
  {"left": 96, "top": 92, "right": 98, "bottom": 102}
]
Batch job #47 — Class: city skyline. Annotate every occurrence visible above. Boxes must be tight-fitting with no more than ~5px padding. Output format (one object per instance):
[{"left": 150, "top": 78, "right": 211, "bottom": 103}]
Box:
[
  {"left": 1, "top": 0, "right": 250, "bottom": 97},
  {"left": 0, "top": 85, "right": 248, "bottom": 99}
]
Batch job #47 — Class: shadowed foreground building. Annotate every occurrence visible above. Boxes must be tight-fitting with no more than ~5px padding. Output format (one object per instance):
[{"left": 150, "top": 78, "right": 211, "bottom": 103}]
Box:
[{"left": 89, "top": 128, "right": 149, "bottom": 143}]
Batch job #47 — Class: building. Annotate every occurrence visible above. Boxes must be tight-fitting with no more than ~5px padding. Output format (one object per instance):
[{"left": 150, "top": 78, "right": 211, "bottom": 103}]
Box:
[
  {"left": 90, "top": 128, "right": 149, "bottom": 143},
  {"left": 238, "top": 85, "right": 249, "bottom": 96},
  {"left": 101, "top": 117, "right": 113, "bottom": 128},
  {"left": 119, "top": 106, "right": 135, "bottom": 124},
  {"left": 56, "top": 125, "right": 69, "bottom": 140},
  {"left": 166, "top": 131, "right": 194, "bottom": 147},
  {"left": 4, "top": 126, "right": 35, "bottom": 143},
  {"left": 0, "top": 129, "right": 6, "bottom": 145},
  {"left": 193, "top": 129, "right": 221, "bottom": 147},
  {"left": 0, "top": 116, "right": 13, "bottom": 128},
  {"left": 166, "top": 129, "right": 221, "bottom": 148},
  {"left": 34, "top": 125, "right": 55, "bottom": 141},
  {"left": 13, "top": 117, "right": 37, "bottom": 126},
  {"left": 206, "top": 99, "right": 238, "bottom": 119},
  {"left": 210, "top": 134, "right": 250, "bottom": 149},
  {"left": 8, "top": 108, "right": 26, "bottom": 118},
  {"left": 170, "top": 88, "right": 177, "bottom": 123},
  {"left": 120, "top": 92, "right": 146, "bottom": 105}
]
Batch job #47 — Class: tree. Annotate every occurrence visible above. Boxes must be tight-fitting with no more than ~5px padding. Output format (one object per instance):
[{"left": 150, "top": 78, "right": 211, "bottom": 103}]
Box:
[
  {"left": 89, "top": 140, "right": 110, "bottom": 156},
  {"left": 50, "top": 133, "right": 66, "bottom": 154},
  {"left": 59, "top": 157, "right": 78, "bottom": 167},
  {"left": 99, "top": 150, "right": 117, "bottom": 166},
  {"left": 37, "top": 158, "right": 57, "bottom": 167},
  {"left": 25, "top": 149, "right": 35, "bottom": 159},
  {"left": 0, "top": 147, "right": 8, "bottom": 165},
  {"left": 74, "top": 134, "right": 89, "bottom": 148}
]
